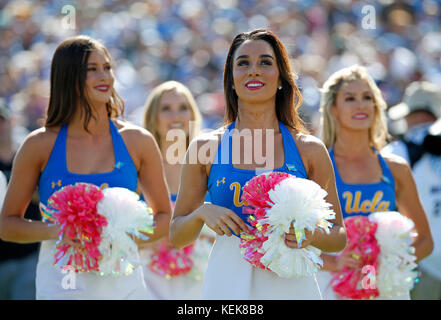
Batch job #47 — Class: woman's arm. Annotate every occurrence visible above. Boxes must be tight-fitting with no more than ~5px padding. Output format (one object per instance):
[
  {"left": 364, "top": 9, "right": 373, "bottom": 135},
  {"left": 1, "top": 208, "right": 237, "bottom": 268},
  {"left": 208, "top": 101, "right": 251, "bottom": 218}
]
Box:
[
  {"left": 294, "top": 134, "right": 347, "bottom": 253},
  {"left": 0, "top": 130, "right": 59, "bottom": 243},
  {"left": 170, "top": 137, "right": 248, "bottom": 250},
  {"left": 135, "top": 129, "right": 172, "bottom": 243},
  {"left": 386, "top": 155, "right": 434, "bottom": 262}
]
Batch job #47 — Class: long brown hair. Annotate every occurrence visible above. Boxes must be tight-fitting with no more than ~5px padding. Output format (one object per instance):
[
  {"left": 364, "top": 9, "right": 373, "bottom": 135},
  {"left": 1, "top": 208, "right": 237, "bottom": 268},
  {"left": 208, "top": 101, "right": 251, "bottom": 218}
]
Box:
[
  {"left": 223, "top": 29, "right": 307, "bottom": 133},
  {"left": 45, "top": 35, "right": 124, "bottom": 131}
]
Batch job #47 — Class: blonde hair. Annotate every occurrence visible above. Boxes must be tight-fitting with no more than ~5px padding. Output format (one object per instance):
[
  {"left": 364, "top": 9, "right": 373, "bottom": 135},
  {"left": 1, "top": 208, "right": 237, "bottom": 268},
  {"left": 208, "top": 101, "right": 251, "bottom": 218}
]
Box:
[
  {"left": 143, "top": 81, "right": 202, "bottom": 149},
  {"left": 319, "top": 65, "right": 388, "bottom": 150}
]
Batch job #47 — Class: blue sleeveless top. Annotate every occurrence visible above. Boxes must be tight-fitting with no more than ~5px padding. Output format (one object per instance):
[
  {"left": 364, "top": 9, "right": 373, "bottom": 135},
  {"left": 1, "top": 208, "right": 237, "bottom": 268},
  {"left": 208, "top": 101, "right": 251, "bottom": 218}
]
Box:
[
  {"left": 38, "top": 119, "right": 138, "bottom": 207},
  {"left": 208, "top": 121, "right": 308, "bottom": 233},
  {"left": 329, "top": 148, "right": 396, "bottom": 219}
]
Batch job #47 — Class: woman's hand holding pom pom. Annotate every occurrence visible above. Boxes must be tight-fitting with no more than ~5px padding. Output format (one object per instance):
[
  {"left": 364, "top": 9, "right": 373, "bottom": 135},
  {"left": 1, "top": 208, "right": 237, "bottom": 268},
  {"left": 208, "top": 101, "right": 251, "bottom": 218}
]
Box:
[{"left": 284, "top": 225, "right": 315, "bottom": 249}]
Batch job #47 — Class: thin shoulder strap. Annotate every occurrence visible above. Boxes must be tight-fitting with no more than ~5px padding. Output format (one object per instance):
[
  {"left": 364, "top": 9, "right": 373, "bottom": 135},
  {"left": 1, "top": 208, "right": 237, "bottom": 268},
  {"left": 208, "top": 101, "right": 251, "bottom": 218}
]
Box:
[
  {"left": 328, "top": 148, "right": 343, "bottom": 184},
  {"left": 375, "top": 149, "right": 395, "bottom": 186},
  {"left": 52, "top": 124, "right": 69, "bottom": 174},
  {"left": 108, "top": 119, "right": 136, "bottom": 169},
  {"left": 213, "top": 121, "right": 235, "bottom": 165},
  {"left": 279, "top": 122, "right": 307, "bottom": 178}
]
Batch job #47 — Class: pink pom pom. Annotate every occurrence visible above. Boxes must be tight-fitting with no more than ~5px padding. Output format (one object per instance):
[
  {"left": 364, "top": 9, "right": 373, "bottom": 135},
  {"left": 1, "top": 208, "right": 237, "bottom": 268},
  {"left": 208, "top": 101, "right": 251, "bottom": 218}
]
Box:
[
  {"left": 239, "top": 172, "right": 292, "bottom": 270},
  {"left": 330, "top": 216, "right": 380, "bottom": 299},
  {"left": 148, "top": 242, "right": 195, "bottom": 278},
  {"left": 48, "top": 183, "right": 107, "bottom": 273}
]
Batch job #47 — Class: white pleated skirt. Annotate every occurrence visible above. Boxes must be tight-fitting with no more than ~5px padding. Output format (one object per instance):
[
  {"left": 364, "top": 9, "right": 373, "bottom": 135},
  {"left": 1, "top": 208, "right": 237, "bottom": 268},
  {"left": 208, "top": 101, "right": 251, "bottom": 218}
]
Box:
[
  {"left": 202, "top": 235, "right": 323, "bottom": 300},
  {"left": 140, "top": 248, "right": 204, "bottom": 300},
  {"left": 36, "top": 240, "right": 149, "bottom": 300}
]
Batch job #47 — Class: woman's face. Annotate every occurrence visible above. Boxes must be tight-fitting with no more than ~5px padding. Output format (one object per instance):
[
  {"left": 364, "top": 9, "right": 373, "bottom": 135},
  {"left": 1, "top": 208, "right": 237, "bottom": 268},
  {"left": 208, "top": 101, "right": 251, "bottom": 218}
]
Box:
[
  {"left": 332, "top": 79, "right": 376, "bottom": 132},
  {"left": 232, "top": 39, "right": 280, "bottom": 105},
  {"left": 156, "top": 89, "right": 193, "bottom": 140},
  {"left": 85, "top": 49, "right": 115, "bottom": 106}
]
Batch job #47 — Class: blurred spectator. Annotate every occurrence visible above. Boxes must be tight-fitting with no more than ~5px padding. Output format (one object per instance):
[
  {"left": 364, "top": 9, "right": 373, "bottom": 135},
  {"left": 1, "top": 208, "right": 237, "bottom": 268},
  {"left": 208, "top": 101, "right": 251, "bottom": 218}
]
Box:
[
  {"left": 410, "top": 118, "right": 441, "bottom": 300},
  {"left": 1, "top": 0, "right": 441, "bottom": 132},
  {"left": 383, "top": 81, "right": 441, "bottom": 165},
  {"left": 382, "top": 82, "right": 441, "bottom": 300},
  {"left": 0, "top": 98, "right": 41, "bottom": 300}
]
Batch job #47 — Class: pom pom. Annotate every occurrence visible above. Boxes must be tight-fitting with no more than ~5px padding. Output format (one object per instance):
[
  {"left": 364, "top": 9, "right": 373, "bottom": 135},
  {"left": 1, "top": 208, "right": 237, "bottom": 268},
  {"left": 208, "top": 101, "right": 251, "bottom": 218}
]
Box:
[
  {"left": 369, "top": 211, "right": 418, "bottom": 298},
  {"left": 331, "top": 216, "right": 380, "bottom": 299},
  {"left": 186, "top": 236, "right": 213, "bottom": 281},
  {"left": 148, "top": 242, "right": 194, "bottom": 278},
  {"left": 97, "top": 187, "right": 154, "bottom": 276},
  {"left": 48, "top": 183, "right": 107, "bottom": 273},
  {"left": 331, "top": 212, "right": 418, "bottom": 299},
  {"left": 240, "top": 172, "right": 335, "bottom": 278}
]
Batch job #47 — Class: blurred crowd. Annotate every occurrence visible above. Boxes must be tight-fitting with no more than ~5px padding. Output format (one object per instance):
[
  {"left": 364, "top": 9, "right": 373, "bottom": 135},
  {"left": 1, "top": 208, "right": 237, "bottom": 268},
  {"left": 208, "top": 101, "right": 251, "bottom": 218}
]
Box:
[{"left": 1, "top": 0, "right": 441, "bottom": 137}]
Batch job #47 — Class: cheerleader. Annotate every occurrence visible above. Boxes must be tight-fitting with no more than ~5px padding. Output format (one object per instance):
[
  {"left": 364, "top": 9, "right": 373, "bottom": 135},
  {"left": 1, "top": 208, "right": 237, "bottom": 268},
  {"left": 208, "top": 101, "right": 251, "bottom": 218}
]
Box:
[
  {"left": 169, "top": 29, "right": 347, "bottom": 300},
  {"left": 317, "top": 65, "right": 434, "bottom": 299},
  {"left": 0, "top": 36, "right": 172, "bottom": 299},
  {"left": 140, "top": 81, "right": 214, "bottom": 299}
]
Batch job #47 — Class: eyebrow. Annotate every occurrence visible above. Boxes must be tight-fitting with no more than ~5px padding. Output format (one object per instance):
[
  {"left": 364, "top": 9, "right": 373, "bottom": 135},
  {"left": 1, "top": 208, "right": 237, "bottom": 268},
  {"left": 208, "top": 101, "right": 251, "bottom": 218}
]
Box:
[
  {"left": 343, "top": 91, "right": 372, "bottom": 95},
  {"left": 235, "top": 54, "right": 275, "bottom": 60},
  {"left": 87, "top": 62, "right": 110, "bottom": 65}
]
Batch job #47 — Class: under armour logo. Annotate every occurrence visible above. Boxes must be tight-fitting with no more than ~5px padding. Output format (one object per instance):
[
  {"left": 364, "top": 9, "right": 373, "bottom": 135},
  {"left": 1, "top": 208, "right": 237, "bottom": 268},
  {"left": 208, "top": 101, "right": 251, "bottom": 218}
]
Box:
[
  {"left": 52, "top": 180, "right": 62, "bottom": 188},
  {"left": 217, "top": 177, "right": 226, "bottom": 187},
  {"left": 286, "top": 164, "right": 297, "bottom": 172}
]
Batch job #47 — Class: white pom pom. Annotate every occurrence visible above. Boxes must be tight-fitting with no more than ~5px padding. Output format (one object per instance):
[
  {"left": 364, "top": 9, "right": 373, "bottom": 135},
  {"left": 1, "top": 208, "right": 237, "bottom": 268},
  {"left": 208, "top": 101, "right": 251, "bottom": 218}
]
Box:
[
  {"left": 261, "top": 177, "right": 335, "bottom": 278},
  {"left": 261, "top": 229, "right": 323, "bottom": 278},
  {"left": 97, "top": 187, "right": 154, "bottom": 276},
  {"left": 264, "top": 178, "right": 335, "bottom": 235},
  {"left": 369, "top": 211, "right": 418, "bottom": 298}
]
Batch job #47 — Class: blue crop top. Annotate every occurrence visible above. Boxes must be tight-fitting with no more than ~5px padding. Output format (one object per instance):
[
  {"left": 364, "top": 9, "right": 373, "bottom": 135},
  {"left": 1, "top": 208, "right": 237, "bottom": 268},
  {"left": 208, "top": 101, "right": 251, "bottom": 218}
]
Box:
[
  {"left": 38, "top": 119, "right": 138, "bottom": 209},
  {"left": 207, "top": 121, "right": 308, "bottom": 234},
  {"left": 329, "top": 148, "right": 396, "bottom": 219}
]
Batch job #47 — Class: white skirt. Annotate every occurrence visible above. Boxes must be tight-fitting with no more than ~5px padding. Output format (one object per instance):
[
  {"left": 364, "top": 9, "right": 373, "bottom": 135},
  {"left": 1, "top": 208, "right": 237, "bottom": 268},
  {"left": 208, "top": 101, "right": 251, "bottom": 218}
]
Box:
[
  {"left": 36, "top": 240, "right": 149, "bottom": 300},
  {"left": 140, "top": 248, "right": 204, "bottom": 300},
  {"left": 202, "top": 235, "right": 323, "bottom": 300}
]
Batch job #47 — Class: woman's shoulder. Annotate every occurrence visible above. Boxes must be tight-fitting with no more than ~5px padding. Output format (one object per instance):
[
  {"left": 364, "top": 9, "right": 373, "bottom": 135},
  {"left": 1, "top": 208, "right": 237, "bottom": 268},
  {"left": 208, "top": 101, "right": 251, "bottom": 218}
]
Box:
[
  {"left": 13, "top": 126, "right": 61, "bottom": 167},
  {"left": 380, "top": 152, "right": 412, "bottom": 182},
  {"left": 286, "top": 128, "right": 330, "bottom": 175},
  {"left": 113, "top": 119, "right": 156, "bottom": 145},
  {"left": 113, "top": 118, "right": 148, "bottom": 135},
  {"left": 185, "top": 126, "right": 227, "bottom": 166},
  {"left": 288, "top": 129, "right": 329, "bottom": 156},
  {"left": 193, "top": 126, "right": 226, "bottom": 143},
  {"left": 21, "top": 126, "right": 60, "bottom": 151}
]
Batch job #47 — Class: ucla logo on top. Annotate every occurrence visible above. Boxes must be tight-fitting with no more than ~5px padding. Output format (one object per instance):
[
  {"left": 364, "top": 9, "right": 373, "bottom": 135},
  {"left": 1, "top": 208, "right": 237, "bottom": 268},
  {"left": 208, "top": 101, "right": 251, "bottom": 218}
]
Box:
[{"left": 342, "top": 190, "right": 390, "bottom": 214}]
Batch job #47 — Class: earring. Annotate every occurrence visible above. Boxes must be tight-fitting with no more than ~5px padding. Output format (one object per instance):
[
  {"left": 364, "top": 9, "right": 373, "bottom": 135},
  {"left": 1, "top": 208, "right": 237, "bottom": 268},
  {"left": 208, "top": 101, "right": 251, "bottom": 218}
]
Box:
[{"left": 278, "top": 86, "right": 282, "bottom": 90}]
